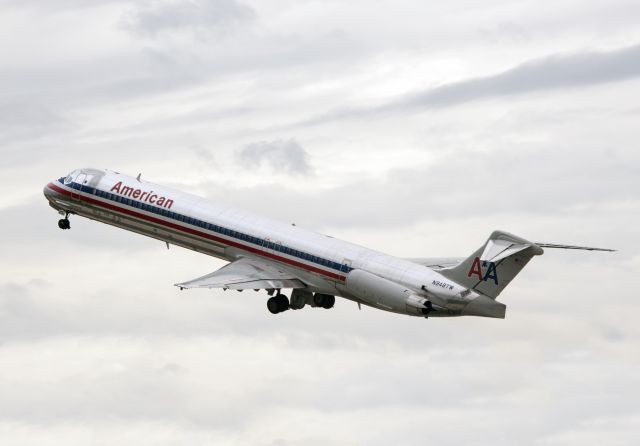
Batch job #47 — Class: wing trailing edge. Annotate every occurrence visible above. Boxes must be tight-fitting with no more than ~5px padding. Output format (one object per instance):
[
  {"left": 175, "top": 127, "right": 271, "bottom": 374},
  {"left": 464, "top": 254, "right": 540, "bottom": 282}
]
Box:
[{"left": 175, "top": 256, "right": 306, "bottom": 290}]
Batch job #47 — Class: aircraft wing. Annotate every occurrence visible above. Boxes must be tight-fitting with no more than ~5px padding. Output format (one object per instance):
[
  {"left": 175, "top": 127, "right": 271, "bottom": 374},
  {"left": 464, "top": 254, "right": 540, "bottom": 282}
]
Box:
[
  {"left": 406, "top": 257, "right": 464, "bottom": 269},
  {"left": 175, "top": 256, "right": 306, "bottom": 290}
]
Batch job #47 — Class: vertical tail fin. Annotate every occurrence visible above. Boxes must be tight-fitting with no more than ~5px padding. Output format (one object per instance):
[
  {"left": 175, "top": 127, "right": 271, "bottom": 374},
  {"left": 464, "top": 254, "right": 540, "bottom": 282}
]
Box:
[{"left": 439, "top": 230, "right": 544, "bottom": 299}]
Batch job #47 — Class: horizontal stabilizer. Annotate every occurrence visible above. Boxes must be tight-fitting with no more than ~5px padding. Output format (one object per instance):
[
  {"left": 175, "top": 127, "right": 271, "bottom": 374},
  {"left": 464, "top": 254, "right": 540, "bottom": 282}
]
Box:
[
  {"left": 535, "top": 243, "right": 616, "bottom": 252},
  {"left": 175, "top": 256, "right": 306, "bottom": 290}
]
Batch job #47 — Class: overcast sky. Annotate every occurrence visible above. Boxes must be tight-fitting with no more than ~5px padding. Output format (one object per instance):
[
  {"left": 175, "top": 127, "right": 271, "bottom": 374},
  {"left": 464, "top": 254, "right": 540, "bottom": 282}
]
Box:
[{"left": 1, "top": 0, "right": 639, "bottom": 444}]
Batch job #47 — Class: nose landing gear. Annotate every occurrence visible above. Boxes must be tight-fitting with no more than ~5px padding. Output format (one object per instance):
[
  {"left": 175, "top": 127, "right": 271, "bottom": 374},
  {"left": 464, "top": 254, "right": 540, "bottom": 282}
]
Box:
[{"left": 58, "top": 213, "right": 71, "bottom": 230}]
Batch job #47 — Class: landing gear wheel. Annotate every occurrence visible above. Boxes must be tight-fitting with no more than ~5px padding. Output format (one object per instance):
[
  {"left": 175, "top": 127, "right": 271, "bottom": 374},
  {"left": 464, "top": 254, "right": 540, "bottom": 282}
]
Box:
[
  {"left": 313, "top": 293, "right": 335, "bottom": 309},
  {"left": 267, "top": 294, "right": 290, "bottom": 314},
  {"left": 58, "top": 218, "right": 70, "bottom": 230},
  {"left": 267, "top": 297, "right": 280, "bottom": 314},
  {"left": 321, "top": 295, "right": 335, "bottom": 309}
]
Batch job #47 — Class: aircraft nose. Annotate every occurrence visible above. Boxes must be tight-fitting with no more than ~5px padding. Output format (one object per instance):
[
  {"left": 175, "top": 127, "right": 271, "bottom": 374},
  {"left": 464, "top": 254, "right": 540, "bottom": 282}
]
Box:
[{"left": 43, "top": 181, "right": 58, "bottom": 200}]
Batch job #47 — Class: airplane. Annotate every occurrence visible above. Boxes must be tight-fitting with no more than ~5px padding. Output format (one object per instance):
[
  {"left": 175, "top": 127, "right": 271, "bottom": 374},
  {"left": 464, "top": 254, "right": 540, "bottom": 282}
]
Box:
[{"left": 43, "top": 168, "right": 614, "bottom": 319}]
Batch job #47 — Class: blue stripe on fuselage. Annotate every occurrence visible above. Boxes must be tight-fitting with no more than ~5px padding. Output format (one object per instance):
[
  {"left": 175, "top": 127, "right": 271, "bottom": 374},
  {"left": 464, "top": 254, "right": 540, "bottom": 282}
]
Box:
[{"left": 67, "top": 181, "right": 352, "bottom": 274}]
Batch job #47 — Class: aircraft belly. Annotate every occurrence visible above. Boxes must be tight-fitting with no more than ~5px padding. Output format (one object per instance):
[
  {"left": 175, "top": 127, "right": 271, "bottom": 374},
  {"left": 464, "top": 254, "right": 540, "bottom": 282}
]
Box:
[{"left": 76, "top": 203, "right": 227, "bottom": 258}]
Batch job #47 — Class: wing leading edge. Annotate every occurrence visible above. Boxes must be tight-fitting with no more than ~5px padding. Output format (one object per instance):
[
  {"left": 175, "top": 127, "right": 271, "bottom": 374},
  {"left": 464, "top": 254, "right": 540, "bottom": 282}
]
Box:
[{"left": 175, "top": 256, "right": 306, "bottom": 290}]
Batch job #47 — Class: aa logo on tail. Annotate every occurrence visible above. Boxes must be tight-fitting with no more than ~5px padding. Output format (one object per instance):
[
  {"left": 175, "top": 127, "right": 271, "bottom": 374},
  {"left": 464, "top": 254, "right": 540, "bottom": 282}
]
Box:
[{"left": 467, "top": 257, "right": 499, "bottom": 285}]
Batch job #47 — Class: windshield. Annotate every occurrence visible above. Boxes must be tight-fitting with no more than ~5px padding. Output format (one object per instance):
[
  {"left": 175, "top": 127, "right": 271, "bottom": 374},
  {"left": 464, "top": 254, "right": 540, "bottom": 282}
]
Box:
[{"left": 63, "top": 170, "right": 80, "bottom": 185}]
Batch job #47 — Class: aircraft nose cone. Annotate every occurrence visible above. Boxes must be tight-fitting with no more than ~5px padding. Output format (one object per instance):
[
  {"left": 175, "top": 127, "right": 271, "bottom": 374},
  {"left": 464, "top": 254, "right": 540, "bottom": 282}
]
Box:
[{"left": 43, "top": 182, "right": 57, "bottom": 200}]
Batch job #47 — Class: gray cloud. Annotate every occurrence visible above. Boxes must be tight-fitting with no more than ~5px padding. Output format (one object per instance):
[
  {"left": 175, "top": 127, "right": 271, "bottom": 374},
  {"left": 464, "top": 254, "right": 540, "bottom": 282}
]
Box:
[
  {"left": 0, "top": 99, "right": 69, "bottom": 144},
  {"left": 2, "top": 0, "right": 125, "bottom": 12},
  {"left": 236, "top": 139, "right": 313, "bottom": 176},
  {"left": 210, "top": 145, "right": 639, "bottom": 236},
  {"left": 300, "top": 44, "right": 640, "bottom": 126},
  {"left": 400, "top": 43, "right": 640, "bottom": 107},
  {"left": 122, "top": 0, "right": 255, "bottom": 37},
  {"left": 1, "top": 1, "right": 640, "bottom": 444}
]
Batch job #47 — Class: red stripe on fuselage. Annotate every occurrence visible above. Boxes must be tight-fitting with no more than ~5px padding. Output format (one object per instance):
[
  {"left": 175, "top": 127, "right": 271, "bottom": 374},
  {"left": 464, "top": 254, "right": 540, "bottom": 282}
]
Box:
[{"left": 48, "top": 182, "right": 347, "bottom": 282}]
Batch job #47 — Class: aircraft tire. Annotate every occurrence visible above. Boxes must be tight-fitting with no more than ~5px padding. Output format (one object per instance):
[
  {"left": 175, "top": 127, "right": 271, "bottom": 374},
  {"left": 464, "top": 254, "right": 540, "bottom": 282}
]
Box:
[
  {"left": 267, "top": 294, "right": 290, "bottom": 314},
  {"left": 267, "top": 297, "right": 281, "bottom": 314},
  {"left": 275, "top": 294, "right": 290, "bottom": 312},
  {"left": 322, "top": 295, "right": 335, "bottom": 309},
  {"left": 313, "top": 293, "right": 335, "bottom": 309},
  {"left": 313, "top": 293, "right": 325, "bottom": 307}
]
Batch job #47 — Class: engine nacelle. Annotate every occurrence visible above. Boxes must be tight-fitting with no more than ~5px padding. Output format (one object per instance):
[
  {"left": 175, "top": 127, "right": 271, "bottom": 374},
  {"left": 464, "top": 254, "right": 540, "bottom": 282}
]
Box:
[{"left": 345, "top": 269, "right": 429, "bottom": 315}]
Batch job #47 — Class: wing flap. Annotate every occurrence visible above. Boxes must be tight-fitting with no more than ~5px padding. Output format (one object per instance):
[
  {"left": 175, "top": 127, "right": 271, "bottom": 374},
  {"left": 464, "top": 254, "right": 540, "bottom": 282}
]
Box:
[{"left": 175, "top": 257, "right": 306, "bottom": 290}]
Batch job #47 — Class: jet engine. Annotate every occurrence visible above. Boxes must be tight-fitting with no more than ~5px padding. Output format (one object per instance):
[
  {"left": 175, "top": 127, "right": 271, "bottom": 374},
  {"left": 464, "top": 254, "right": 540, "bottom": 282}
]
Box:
[{"left": 344, "top": 269, "right": 432, "bottom": 315}]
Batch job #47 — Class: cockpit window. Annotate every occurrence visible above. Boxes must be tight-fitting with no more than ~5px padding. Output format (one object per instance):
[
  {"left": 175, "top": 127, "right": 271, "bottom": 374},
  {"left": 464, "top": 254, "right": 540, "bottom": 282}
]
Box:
[{"left": 63, "top": 170, "right": 79, "bottom": 185}]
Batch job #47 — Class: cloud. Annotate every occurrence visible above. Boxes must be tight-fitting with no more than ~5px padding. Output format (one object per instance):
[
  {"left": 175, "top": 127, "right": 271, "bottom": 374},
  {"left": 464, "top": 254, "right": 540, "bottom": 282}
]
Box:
[
  {"left": 0, "top": 99, "right": 69, "bottom": 144},
  {"left": 1, "top": 1, "right": 639, "bottom": 444},
  {"left": 236, "top": 139, "right": 313, "bottom": 176},
  {"left": 398, "top": 43, "right": 640, "bottom": 107},
  {"left": 300, "top": 44, "right": 640, "bottom": 126},
  {"left": 122, "top": 0, "right": 255, "bottom": 37},
  {"left": 212, "top": 145, "right": 639, "bottom": 233}
]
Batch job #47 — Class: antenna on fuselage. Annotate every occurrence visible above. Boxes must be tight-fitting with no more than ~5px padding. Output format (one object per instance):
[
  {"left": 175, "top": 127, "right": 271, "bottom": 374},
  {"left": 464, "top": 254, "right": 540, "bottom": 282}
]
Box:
[{"left": 136, "top": 173, "right": 142, "bottom": 182}]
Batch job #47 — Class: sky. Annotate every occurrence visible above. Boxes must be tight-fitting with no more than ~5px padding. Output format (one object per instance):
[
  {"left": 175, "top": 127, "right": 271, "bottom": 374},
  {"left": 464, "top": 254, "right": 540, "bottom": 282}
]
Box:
[{"left": 1, "top": 0, "right": 639, "bottom": 444}]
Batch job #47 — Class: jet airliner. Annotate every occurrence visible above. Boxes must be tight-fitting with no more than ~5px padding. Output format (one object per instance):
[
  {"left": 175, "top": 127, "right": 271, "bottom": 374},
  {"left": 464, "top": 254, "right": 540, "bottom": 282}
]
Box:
[{"left": 43, "top": 168, "right": 613, "bottom": 319}]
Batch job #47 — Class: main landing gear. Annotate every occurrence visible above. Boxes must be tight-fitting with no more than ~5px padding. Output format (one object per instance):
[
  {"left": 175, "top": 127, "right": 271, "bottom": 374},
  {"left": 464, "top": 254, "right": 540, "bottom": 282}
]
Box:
[
  {"left": 267, "top": 293, "right": 290, "bottom": 314},
  {"left": 58, "top": 213, "right": 71, "bottom": 230},
  {"left": 266, "top": 291, "right": 336, "bottom": 315}
]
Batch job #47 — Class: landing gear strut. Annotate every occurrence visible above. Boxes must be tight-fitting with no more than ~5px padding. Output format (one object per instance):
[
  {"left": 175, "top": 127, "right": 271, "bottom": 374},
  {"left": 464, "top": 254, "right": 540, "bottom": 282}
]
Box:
[
  {"left": 58, "top": 213, "right": 71, "bottom": 230},
  {"left": 267, "top": 293, "right": 290, "bottom": 314},
  {"left": 422, "top": 301, "right": 434, "bottom": 318}
]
